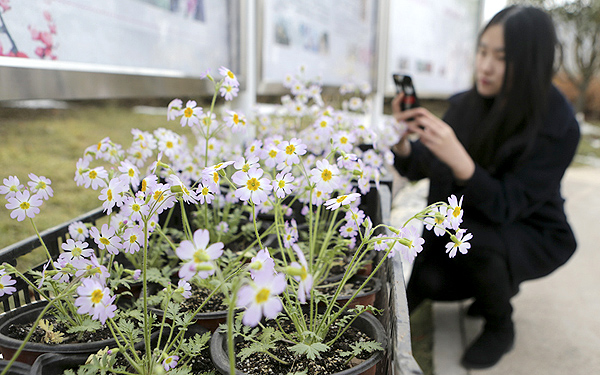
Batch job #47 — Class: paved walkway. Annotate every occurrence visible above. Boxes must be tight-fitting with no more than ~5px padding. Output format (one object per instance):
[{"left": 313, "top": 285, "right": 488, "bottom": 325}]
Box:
[{"left": 390, "top": 166, "right": 600, "bottom": 375}]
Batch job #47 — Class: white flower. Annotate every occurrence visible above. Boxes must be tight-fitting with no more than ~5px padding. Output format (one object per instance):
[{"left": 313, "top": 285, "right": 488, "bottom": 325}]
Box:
[
  {"left": 236, "top": 271, "right": 286, "bottom": 327},
  {"left": 232, "top": 168, "right": 272, "bottom": 205},
  {"left": 180, "top": 100, "right": 202, "bottom": 127},
  {"left": 5, "top": 190, "right": 43, "bottom": 222},
  {"left": 310, "top": 159, "right": 341, "bottom": 193},
  {"left": 447, "top": 195, "right": 464, "bottom": 230},
  {"left": 27, "top": 174, "right": 53, "bottom": 200},
  {"left": 176, "top": 229, "right": 224, "bottom": 280},
  {"left": 445, "top": 229, "right": 472, "bottom": 258},
  {"left": 324, "top": 193, "right": 361, "bottom": 210}
]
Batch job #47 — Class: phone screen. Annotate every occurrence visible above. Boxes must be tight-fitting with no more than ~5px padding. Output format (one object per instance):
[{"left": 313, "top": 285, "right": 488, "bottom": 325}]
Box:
[{"left": 393, "top": 74, "right": 420, "bottom": 111}]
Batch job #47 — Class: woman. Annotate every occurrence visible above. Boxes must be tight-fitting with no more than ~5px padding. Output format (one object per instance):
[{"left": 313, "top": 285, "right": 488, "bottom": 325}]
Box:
[{"left": 392, "top": 6, "right": 579, "bottom": 369}]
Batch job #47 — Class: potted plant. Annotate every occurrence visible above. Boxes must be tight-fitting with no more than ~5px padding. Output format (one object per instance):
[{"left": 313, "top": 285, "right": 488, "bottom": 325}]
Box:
[{"left": 0, "top": 66, "right": 471, "bottom": 375}]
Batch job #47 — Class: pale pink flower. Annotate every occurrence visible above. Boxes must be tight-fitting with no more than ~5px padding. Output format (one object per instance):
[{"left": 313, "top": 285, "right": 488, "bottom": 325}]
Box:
[
  {"left": 179, "top": 100, "right": 202, "bottom": 127},
  {"left": 75, "top": 278, "right": 117, "bottom": 324},
  {"left": 236, "top": 271, "right": 286, "bottom": 327},
  {"left": 232, "top": 168, "right": 272, "bottom": 205},
  {"left": 27, "top": 174, "right": 53, "bottom": 200},
  {"left": 325, "top": 193, "right": 361, "bottom": 210},
  {"left": 445, "top": 229, "right": 472, "bottom": 258},
  {"left": 176, "top": 229, "right": 224, "bottom": 280},
  {"left": 0, "top": 176, "right": 23, "bottom": 199},
  {"left": 5, "top": 190, "right": 43, "bottom": 222},
  {"left": 90, "top": 224, "right": 122, "bottom": 255}
]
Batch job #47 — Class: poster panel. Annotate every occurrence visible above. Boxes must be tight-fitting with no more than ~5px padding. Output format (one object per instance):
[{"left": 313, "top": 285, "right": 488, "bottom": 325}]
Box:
[
  {"left": 0, "top": 0, "right": 233, "bottom": 77},
  {"left": 387, "top": 0, "right": 481, "bottom": 98},
  {"left": 259, "top": 0, "right": 378, "bottom": 91}
]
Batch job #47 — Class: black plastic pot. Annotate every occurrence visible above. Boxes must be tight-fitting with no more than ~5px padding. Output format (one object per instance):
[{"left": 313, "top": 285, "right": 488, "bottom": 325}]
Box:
[
  {"left": 0, "top": 300, "right": 123, "bottom": 365},
  {"left": 0, "top": 359, "right": 31, "bottom": 375},
  {"left": 209, "top": 311, "right": 387, "bottom": 375},
  {"left": 30, "top": 353, "right": 88, "bottom": 375}
]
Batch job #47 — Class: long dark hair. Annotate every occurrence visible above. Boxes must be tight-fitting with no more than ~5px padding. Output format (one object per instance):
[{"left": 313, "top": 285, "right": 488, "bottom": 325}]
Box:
[{"left": 465, "top": 6, "right": 557, "bottom": 173}]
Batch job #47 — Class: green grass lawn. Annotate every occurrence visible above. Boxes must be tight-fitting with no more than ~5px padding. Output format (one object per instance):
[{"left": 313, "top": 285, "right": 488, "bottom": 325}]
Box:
[{"left": 0, "top": 104, "right": 191, "bottom": 250}]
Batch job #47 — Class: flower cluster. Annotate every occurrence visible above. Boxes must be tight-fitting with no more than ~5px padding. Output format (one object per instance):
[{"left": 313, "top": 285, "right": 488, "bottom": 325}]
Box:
[{"left": 0, "top": 66, "right": 470, "bottom": 374}]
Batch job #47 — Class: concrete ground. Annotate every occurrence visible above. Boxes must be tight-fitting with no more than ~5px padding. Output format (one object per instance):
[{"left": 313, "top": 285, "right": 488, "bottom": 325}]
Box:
[{"left": 390, "top": 166, "right": 600, "bottom": 375}]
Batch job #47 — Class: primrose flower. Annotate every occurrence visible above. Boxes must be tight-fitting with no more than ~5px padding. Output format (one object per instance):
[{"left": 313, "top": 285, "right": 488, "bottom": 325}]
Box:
[
  {"left": 237, "top": 270, "right": 286, "bottom": 327},
  {"left": 75, "top": 278, "right": 117, "bottom": 324},
  {"left": 167, "top": 98, "right": 183, "bottom": 121},
  {"left": 27, "top": 173, "right": 53, "bottom": 200},
  {"left": 118, "top": 160, "right": 141, "bottom": 188},
  {"left": 276, "top": 138, "right": 307, "bottom": 167},
  {"left": 234, "top": 156, "right": 260, "bottom": 173},
  {"left": 121, "top": 194, "right": 150, "bottom": 222},
  {"left": 0, "top": 176, "right": 23, "bottom": 199},
  {"left": 163, "top": 355, "right": 179, "bottom": 371},
  {"left": 445, "top": 229, "right": 472, "bottom": 258},
  {"left": 225, "top": 110, "right": 246, "bottom": 132},
  {"left": 176, "top": 229, "right": 224, "bottom": 280},
  {"left": 424, "top": 206, "right": 449, "bottom": 236},
  {"left": 60, "top": 238, "right": 93, "bottom": 261},
  {"left": 90, "top": 223, "right": 122, "bottom": 255},
  {"left": 232, "top": 168, "right": 272, "bottom": 205},
  {"left": 176, "top": 280, "right": 192, "bottom": 299},
  {"left": 98, "top": 176, "right": 129, "bottom": 214},
  {"left": 0, "top": 273, "right": 17, "bottom": 297},
  {"left": 261, "top": 144, "right": 280, "bottom": 169},
  {"left": 310, "top": 159, "right": 341, "bottom": 193},
  {"left": 288, "top": 244, "right": 313, "bottom": 303},
  {"left": 372, "top": 234, "right": 388, "bottom": 252},
  {"left": 168, "top": 174, "right": 197, "bottom": 204},
  {"left": 5, "top": 190, "right": 43, "bottom": 222},
  {"left": 84, "top": 166, "right": 108, "bottom": 190},
  {"left": 196, "top": 183, "right": 215, "bottom": 205},
  {"left": 447, "top": 195, "right": 464, "bottom": 230},
  {"left": 397, "top": 226, "right": 425, "bottom": 263},
  {"left": 121, "top": 225, "right": 145, "bottom": 254},
  {"left": 68, "top": 221, "right": 89, "bottom": 241},
  {"left": 219, "top": 66, "right": 239, "bottom": 87},
  {"left": 249, "top": 248, "right": 275, "bottom": 279},
  {"left": 345, "top": 208, "right": 365, "bottom": 228},
  {"left": 272, "top": 168, "right": 295, "bottom": 198},
  {"left": 220, "top": 82, "right": 239, "bottom": 101},
  {"left": 324, "top": 192, "right": 361, "bottom": 210},
  {"left": 179, "top": 100, "right": 202, "bottom": 127}
]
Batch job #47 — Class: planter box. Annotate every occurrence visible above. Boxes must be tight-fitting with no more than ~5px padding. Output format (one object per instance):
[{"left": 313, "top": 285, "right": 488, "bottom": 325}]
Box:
[{"left": 0, "top": 184, "right": 423, "bottom": 374}]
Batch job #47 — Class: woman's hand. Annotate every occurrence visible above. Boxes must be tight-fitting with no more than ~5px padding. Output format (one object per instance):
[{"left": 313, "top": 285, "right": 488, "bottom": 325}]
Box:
[{"left": 392, "top": 94, "right": 475, "bottom": 181}]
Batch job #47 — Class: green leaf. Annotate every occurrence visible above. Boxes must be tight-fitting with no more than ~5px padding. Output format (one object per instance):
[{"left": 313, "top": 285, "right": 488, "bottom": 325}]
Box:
[
  {"left": 289, "top": 342, "right": 329, "bottom": 360},
  {"left": 340, "top": 340, "right": 383, "bottom": 357},
  {"left": 66, "top": 317, "right": 101, "bottom": 334}
]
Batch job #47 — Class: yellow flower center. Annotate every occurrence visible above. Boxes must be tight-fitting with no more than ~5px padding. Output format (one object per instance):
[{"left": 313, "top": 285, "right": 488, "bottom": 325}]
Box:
[
  {"left": 227, "top": 71, "right": 235, "bottom": 79},
  {"left": 213, "top": 172, "right": 219, "bottom": 184},
  {"left": 141, "top": 180, "right": 147, "bottom": 192},
  {"left": 246, "top": 178, "right": 260, "bottom": 191},
  {"left": 184, "top": 107, "right": 194, "bottom": 118},
  {"left": 153, "top": 191, "right": 165, "bottom": 202},
  {"left": 19, "top": 202, "right": 30, "bottom": 210},
  {"left": 320, "top": 120, "right": 327, "bottom": 128},
  {"left": 202, "top": 187, "right": 209, "bottom": 195},
  {"left": 242, "top": 164, "right": 250, "bottom": 173},
  {"left": 166, "top": 141, "right": 174, "bottom": 149},
  {"left": 285, "top": 145, "right": 295, "bottom": 155},
  {"left": 91, "top": 289, "right": 104, "bottom": 304},
  {"left": 107, "top": 189, "right": 113, "bottom": 201},
  {"left": 278, "top": 180, "right": 286, "bottom": 189},
  {"left": 336, "top": 195, "right": 346, "bottom": 203},
  {"left": 100, "top": 237, "right": 110, "bottom": 246},
  {"left": 340, "top": 136, "right": 348, "bottom": 144},
  {"left": 269, "top": 150, "right": 277, "bottom": 158},
  {"left": 72, "top": 247, "right": 82, "bottom": 257},
  {"left": 233, "top": 113, "right": 239, "bottom": 124},
  {"left": 132, "top": 204, "right": 141, "bottom": 212},
  {"left": 453, "top": 207, "right": 461, "bottom": 217},
  {"left": 129, "top": 235, "right": 137, "bottom": 244},
  {"left": 193, "top": 249, "right": 210, "bottom": 263},
  {"left": 89, "top": 170, "right": 98, "bottom": 179},
  {"left": 321, "top": 169, "right": 332, "bottom": 182},
  {"left": 128, "top": 169, "right": 135, "bottom": 177},
  {"left": 255, "top": 288, "right": 270, "bottom": 304}
]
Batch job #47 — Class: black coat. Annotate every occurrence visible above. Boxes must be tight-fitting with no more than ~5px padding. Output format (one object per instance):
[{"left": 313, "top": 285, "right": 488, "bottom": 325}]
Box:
[{"left": 394, "top": 86, "right": 580, "bottom": 290}]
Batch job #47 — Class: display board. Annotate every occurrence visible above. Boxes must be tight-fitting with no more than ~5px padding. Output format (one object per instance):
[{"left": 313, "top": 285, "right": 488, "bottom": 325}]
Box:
[
  {"left": 259, "top": 0, "right": 378, "bottom": 91},
  {"left": 387, "top": 0, "right": 482, "bottom": 98},
  {"left": 0, "top": 0, "right": 234, "bottom": 97}
]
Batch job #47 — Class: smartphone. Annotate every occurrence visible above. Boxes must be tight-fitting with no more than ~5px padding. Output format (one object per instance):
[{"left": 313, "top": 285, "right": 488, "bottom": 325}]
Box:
[{"left": 393, "top": 74, "right": 420, "bottom": 111}]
